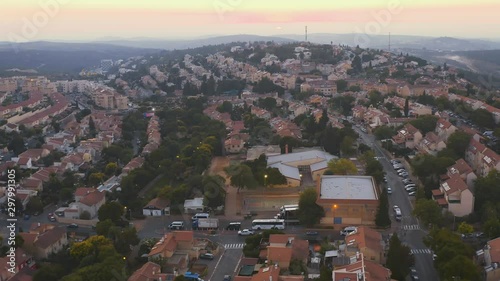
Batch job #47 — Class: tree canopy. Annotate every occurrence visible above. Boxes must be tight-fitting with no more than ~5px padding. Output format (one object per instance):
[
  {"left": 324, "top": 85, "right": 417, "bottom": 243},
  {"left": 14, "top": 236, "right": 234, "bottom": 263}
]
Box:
[
  {"left": 298, "top": 188, "right": 325, "bottom": 227},
  {"left": 327, "top": 158, "right": 358, "bottom": 175}
]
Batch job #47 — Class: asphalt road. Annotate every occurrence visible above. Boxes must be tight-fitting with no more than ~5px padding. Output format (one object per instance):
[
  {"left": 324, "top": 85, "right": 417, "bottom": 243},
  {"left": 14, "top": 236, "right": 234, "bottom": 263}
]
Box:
[{"left": 354, "top": 125, "right": 440, "bottom": 281}]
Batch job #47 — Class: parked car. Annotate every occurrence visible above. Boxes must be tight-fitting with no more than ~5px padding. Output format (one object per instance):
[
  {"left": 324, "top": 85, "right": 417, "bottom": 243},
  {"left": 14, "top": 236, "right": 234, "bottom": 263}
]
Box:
[
  {"left": 402, "top": 179, "right": 413, "bottom": 184},
  {"left": 23, "top": 214, "right": 30, "bottom": 220},
  {"left": 67, "top": 223, "right": 79, "bottom": 229},
  {"left": 49, "top": 216, "right": 56, "bottom": 222},
  {"left": 410, "top": 268, "right": 419, "bottom": 280},
  {"left": 408, "top": 191, "right": 416, "bottom": 196},
  {"left": 199, "top": 253, "right": 214, "bottom": 260},
  {"left": 396, "top": 169, "right": 406, "bottom": 173},
  {"left": 223, "top": 275, "right": 231, "bottom": 281},
  {"left": 387, "top": 187, "right": 392, "bottom": 194},
  {"left": 238, "top": 229, "right": 254, "bottom": 236},
  {"left": 393, "top": 205, "right": 399, "bottom": 212}
]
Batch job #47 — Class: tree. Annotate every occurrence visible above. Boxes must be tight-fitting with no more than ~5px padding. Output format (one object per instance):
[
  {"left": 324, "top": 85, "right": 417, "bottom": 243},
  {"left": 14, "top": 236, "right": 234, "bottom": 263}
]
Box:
[
  {"left": 95, "top": 219, "right": 114, "bottom": 236},
  {"left": 33, "top": 264, "right": 66, "bottom": 281},
  {"left": 386, "top": 233, "right": 412, "bottom": 281},
  {"left": 351, "top": 55, "right": 362, "bottom": 73},
  {"left": 88, "top": 116, "right": 97, "bottom": 138},
  {"left": 409, "top": 115, "right": 438, "bottom": 134},
  {"left": 404, "top": 98, "right": 409, "bottom": 117},
  {"left": 336, "top": 79, "right": 348, "bottom": 93},
  {"left": 446, "top": 131, "right": 472, "bottom": 159},
  {"left": 340, "top": 136, "right": 356, "bottom": 156},
  {"left": 226, "top": 164, "right": 258, "bottom": 191},
  {"left": 104, "top": 162, "right": 118, "bottom": 176},
  {"left": 373, "top": 126, "right": 394, "bottom": 140},
  {"left": 202, "top": 175, "right": 226, "bottom": 208},
  {"left": 97, "top": 201, "right": 124, "bottom": 223},
  {"left": 297, "top": 188, "right": 325, "bottom": 227},
  {"left": 457, "top": 222, "right": 473, "bottom": 234},
  {"left": 88, "top": 172, "right": 105, "bottom": 186},
  {"left": 413, "top": 199, "right": 443, "bottom": 226},
  {"left": 217, "top": 101, "right": 233, "bottom": 113},
  {"left": 80, "top": 211, "right": 91, "bottom": 220},
  {"left": 327, "top": 158, "right": 358, "bottom": 175},
  {"left": 375, "top": 188, "right": 391, "bottom": 227},
  {"left": 26, "top": 196, "right": 43, "bottom": 214},
  {"left": 471, "top": 108, "right": 495, "bottom": 128}
]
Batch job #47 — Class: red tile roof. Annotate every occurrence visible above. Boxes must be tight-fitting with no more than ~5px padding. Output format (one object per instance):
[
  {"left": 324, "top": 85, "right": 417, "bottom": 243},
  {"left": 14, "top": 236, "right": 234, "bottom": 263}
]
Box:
[
  {"left": 173, "top": 231, "right": 193, "bottom": 242},
  {"left": 79, "top": 190, "right": 105, "bottom": 206},
  {"left": 127, "top": 261, "right": 168, "bottom": 281},
  {"left": 269, "top": 234, "right": 296, "bottom": 244}
]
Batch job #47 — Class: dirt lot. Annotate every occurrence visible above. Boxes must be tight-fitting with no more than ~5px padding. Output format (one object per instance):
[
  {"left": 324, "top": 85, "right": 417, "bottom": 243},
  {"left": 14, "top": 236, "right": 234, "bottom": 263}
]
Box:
[{"left": 207, "top": 156, "right": 230, "bottom": 183}]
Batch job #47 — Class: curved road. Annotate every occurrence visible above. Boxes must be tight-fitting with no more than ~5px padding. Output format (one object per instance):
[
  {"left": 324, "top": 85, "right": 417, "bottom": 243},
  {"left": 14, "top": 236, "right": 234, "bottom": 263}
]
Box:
[{"left": 354, "top": 125, "right": 440, "bottom": 281}]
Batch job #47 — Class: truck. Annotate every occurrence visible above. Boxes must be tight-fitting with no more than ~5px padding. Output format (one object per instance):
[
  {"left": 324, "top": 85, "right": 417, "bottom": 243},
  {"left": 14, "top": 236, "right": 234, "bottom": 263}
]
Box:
[{"left": 192, "top": 218, "right": 219, "bottom": 230}]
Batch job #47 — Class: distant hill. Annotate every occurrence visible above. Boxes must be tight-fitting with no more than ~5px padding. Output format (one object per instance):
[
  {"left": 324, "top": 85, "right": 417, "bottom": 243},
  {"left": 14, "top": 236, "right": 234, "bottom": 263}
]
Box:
[
  {"left": 0, "top": 41, "right": 159, "bottom": 74},
  {"left": 93, "top": 34, "right": 296, "bottom": 50},
  {"left": 277, "top": 34, "right": 500, "bottom": 51}
]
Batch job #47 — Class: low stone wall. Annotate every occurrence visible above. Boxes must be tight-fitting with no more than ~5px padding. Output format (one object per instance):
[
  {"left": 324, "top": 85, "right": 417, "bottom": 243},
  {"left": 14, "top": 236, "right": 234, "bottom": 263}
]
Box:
[{"left": 56, "top": 216, "right": 98, "bottom": 227}]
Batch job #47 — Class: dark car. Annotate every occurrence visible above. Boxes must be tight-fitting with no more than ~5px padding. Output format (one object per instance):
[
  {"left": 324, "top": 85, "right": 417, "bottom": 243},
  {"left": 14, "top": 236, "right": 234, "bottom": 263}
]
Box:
[
  {"left": 223, "top": 275, "right": 231, "bottom": 281},
  {"left": 199, "top": 253, "right": 214, "bottom": 260},
  {"left": 67, "top": 223, "right": 79, "bottom": 229},
  {"left": 23, "top": 214, "right": 30, "bottom": 220}
]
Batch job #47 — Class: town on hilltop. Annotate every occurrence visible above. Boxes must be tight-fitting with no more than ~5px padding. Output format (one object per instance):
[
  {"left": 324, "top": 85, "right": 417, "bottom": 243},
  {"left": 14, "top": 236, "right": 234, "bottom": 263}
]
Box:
[{"left": 0, "top": 41, "right": 500, "bottom": 281}]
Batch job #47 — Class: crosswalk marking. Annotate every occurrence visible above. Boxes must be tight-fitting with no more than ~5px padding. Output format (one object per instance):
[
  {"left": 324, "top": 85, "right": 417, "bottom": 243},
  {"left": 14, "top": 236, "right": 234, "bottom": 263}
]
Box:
[
  {"left": 403, "top": 225, "right": 420, "bottom": 230},
  {"left": 410, "top": 249, "right": 432, "bottom": 254},
  {"left": 224, "top": 243, "right": 245, "bottom": 249}
]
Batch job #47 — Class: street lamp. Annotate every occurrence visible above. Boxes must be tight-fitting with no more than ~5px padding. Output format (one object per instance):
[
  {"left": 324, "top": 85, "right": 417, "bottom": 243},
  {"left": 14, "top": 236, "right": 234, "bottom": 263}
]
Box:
[{"left": 264, "top": 174, "right": 268, "bottom": 187}]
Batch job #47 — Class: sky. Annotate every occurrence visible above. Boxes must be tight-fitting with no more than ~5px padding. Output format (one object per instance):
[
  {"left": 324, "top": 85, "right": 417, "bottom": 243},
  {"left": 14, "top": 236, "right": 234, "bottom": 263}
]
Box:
[{"left": 2, "top": 0, "right": 500, "bottom": 42}]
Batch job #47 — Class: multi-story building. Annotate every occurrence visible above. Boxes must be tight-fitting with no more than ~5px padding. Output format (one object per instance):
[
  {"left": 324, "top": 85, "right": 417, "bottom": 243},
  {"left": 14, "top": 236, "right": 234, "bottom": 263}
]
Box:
[{"left": 316, "top": 175, "right": 379, "bottom": 226}]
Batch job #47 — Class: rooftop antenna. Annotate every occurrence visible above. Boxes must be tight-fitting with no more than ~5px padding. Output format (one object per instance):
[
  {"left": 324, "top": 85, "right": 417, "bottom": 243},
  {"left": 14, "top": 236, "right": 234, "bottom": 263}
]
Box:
[{"left": 305, "top": 26, "right": 308, "bottom": 42}]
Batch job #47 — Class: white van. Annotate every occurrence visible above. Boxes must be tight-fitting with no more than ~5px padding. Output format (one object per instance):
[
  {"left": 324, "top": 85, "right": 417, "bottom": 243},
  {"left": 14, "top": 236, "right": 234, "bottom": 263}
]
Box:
[
  {"left": 340, "top": 226, "right": 358, "bottom": 236},
  {"left": 191, "top": 213, "right": 209, "bottom": 220},
  {"left": 169, "top": 221, "right": 184, "bottom": 230}
]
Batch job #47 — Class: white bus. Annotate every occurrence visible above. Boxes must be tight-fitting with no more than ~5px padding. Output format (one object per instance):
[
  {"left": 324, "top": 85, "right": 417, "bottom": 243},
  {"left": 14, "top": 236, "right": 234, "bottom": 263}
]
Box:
[
  {"left": 251, "top": 219, "right": 285, "bottom": 230},
  {"left": 280, "top": 204, "right": 299, "bottom": 212}
]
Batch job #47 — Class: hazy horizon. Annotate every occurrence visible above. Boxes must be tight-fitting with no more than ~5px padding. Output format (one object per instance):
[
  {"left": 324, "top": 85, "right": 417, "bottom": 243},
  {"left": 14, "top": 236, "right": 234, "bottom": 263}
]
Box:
[{"left": 2, "top": 0, "right": 500, "bottom": 42}]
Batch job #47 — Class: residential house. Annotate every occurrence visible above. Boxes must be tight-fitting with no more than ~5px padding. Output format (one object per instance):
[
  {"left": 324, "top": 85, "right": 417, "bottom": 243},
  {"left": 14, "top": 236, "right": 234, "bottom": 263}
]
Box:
[
  {"left": 20, "top": 178, "right": 43, "bottom": 191},
  {"left": 465, "top": 137, "right": 500, "bottom": 177},
  {"left": 76, "top": 188, "right": 106, "bottom": 218},
  {"left": 18, "top": 148, "right": 50, "bottom": 162},
  {"left": 476, "top": 237, "right": 500, "bottom": 281},
  {"left": 16, "top": 157, "right": 33, "bottom": 169},
  {"left": 265, "top": 234, "right": 309, "bottom": 269},
  {"left": 442, "top": 159, "right": 477, "bottom": 189},
  {"left": 128, "top": 261, "right": 171, "bottom": 281},
  {"left": 418, "top": 132, "right": 446, "bottom": 155},
  {"left": 0, "top": 248, "right": 36, "bottom": 280},
  {"left": 225, "top": 138, "right": 245, "bottom": 154},
  {"left": 331, "top": 253, "right": 392, "bottom": 281},
  {"left": 122, "top": 157, "right": 145, "bottom": 174},
  {"left": 20, "top": 224, "right": 68, "bottom": 259},
  {"left": 392, "top": 124, "right": 423, "bottom": 149},
  {"left": 344, "top": 226, "right": 385, "bottom": 264},
  {"left": 147, "top": 231, "right": 195, "bottom": 273},
  {"left": 251, "top": 107, "right": 271, "bottom": 120},
  {"left": 143, "top": 197, "right": 170, "bottom": 216},
  {"left": 435, "top": 118, "right": 456, "bottom": 142},
  {"left": 432, "top": 173, "right": 474, "bottom": 217}
]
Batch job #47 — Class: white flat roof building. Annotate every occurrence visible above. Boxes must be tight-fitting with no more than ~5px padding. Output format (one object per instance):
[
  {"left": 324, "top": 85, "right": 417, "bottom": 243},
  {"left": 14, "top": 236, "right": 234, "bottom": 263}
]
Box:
[{"left": 319, "top": 175, "right": 378, "bottom": 200}]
